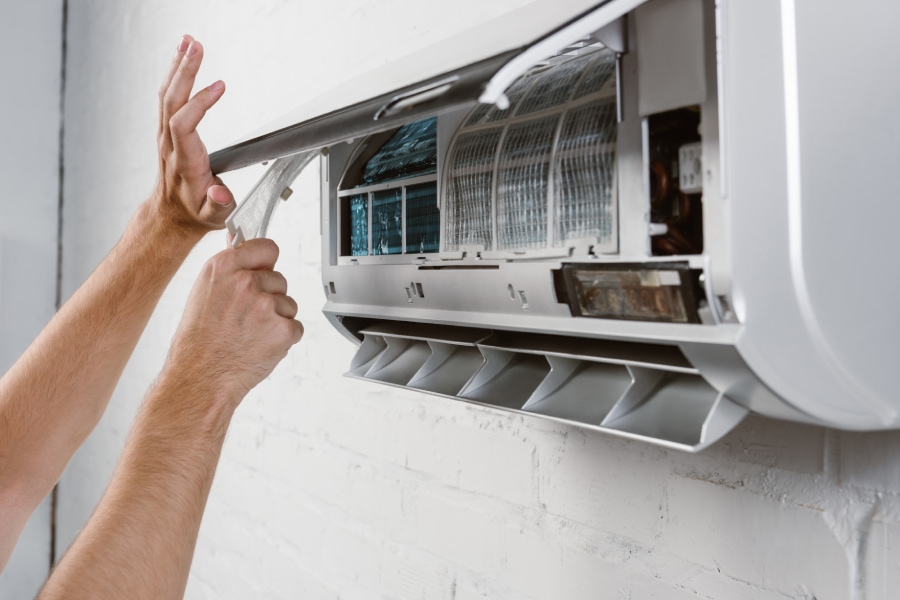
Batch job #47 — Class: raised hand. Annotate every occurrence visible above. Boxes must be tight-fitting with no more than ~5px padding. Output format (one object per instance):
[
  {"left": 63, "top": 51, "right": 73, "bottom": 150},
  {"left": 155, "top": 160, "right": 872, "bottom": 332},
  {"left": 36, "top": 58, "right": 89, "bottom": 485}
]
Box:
[{"left": 154, "top": 35, "right": 235, "bottom": 234}]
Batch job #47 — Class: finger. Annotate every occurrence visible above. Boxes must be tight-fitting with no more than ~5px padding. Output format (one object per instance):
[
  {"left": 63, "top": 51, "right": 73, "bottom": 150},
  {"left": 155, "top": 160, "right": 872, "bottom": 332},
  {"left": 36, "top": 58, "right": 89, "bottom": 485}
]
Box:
[
  {"left": 170, "top": 80, "right": 225, "bottom": 140},
  {"left": 288, "top": 319, "right": 305, "bottom": 345},
  {"left": 233, "top": 238, "right": 279, "bottom": 271},
  {"left": 209, "top": 177, "right": 232, "bottom": 203},
  {"left": 256, "top": 270, "right": 288, "bottom": 295},
  {"left": 199, "top": 182, "right": 235, "bottom": 226},
  {"left": 272, "top": 294, "right": 299, "bottom": 320},
  {"left": 163, "top": 39, "right": 204, "bottom": 126},
  {"left": 158, "top": 35, "right": 193, "bottom": 130},
  {"left": 169, "top": 81, "right": 226, "bottom": 172}
]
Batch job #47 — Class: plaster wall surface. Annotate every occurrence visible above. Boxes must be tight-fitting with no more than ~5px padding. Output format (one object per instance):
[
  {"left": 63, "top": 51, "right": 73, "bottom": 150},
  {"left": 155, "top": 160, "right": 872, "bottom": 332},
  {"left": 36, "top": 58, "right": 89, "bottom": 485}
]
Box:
[
  {"left": 51, "top": 1, "right": 900, "bottom": 599},
  {"left": 0, "top": 2, "right": 63, "bottom": 597}
]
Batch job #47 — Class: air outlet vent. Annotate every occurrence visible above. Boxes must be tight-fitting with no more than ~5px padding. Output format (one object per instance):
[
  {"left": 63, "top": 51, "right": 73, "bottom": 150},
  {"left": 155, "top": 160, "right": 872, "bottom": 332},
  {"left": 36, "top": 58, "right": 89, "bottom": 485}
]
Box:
[{"left": 343, "top": 320, "right": 746, "bottom": 452}]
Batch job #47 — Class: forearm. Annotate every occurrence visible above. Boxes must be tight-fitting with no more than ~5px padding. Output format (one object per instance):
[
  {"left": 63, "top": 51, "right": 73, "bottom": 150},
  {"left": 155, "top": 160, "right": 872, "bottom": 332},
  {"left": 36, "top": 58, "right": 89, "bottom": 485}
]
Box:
[
  {"left": 40, "top": 238, "right": 302, "bottom": 598},
  {"left": 0, "top": 198, "right": 203, "bottom": 509},
  {"left": 0, "top": 37, "right": 235, "bottom": 531},
  {"left": 0, "top": 35, "right": 241, "bottom": 578},
  {"left": 39, "top": 372, "right": 237, "bottom": 600}
]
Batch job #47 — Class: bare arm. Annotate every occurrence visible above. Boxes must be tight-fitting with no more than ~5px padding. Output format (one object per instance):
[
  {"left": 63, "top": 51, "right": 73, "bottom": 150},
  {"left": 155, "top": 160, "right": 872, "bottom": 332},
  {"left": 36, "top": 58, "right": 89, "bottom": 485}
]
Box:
[
  {"left": 0, "top": 36, "right": 234, "bottom": 569},
  {"left": 39, "top": 239, "right": 303, "bottom": 600}
]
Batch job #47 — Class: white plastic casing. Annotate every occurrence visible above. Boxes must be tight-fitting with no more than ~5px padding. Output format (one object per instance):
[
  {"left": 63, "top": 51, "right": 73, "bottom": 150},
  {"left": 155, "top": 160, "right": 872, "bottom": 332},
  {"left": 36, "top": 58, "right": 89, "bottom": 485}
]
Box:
[{"left": 211, "top": 0, "right": 900, "bottom": 450}]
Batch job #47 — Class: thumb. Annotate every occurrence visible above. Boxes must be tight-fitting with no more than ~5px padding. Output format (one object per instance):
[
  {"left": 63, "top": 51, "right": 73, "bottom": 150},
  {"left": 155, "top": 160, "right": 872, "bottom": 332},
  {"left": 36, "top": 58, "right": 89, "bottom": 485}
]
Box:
[{"left": 200, "top": 183, "right": 235, "bottom": 226}]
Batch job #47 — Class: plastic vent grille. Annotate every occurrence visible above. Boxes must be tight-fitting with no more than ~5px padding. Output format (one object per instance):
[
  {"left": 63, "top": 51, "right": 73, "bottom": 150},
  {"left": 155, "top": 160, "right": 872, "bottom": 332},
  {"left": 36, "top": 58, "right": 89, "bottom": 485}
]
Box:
[{"left": 342, "top": 321, "right": 749, "bottom": 453}]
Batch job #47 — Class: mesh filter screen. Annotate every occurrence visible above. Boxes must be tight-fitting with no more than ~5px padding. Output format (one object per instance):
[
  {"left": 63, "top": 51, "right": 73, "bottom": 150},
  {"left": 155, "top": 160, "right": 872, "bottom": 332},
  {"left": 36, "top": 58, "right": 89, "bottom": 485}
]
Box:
[
  {"left": 573, "top": 49, "right": 617, "bottom": 100},
  {"left": 226, "top": 150, "right": 317, "bottom": 245},
  {"left": 495, "top": 116, "right": 559, "bottom": 249},
  {"left": 554, "top": 99, "right": 618, "bottom": 246},
  {"left": 464, "top": 101, "right": 494, "bottom": 128},
  {"left": 444, "top": 128, "right": 503, "bottom": 251},
  {"left": 434, "top": 46, "right": 620, "bottom": 254},
  {"left": 405, "top": 182, "right": 440, "bottom": 254},
  {"left": 516, "top": 55, "right": 591, "bottom": 116},
  {"left": 372, "top": 189, "right": 403, "bottom": 255},
  {"left": 349, "top": 193, "right": 369, "bottom": 256},
  {"left": 483, "top": 73, "right": 538, "bottom": 123}
]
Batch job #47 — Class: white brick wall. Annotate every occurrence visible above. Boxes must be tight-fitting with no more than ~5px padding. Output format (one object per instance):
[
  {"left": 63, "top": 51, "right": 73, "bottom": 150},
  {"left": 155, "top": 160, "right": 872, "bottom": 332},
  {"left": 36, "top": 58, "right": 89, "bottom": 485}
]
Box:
[{"left": 38, "top": 1, "right": 900, "bottom": 599}]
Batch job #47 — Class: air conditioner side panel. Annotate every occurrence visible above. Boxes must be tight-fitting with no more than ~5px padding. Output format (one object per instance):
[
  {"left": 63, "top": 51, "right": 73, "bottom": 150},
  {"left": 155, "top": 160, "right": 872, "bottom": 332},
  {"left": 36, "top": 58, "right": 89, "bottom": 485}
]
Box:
[{"left": 725, "top": 0, "right": 899, "bottom": 429}]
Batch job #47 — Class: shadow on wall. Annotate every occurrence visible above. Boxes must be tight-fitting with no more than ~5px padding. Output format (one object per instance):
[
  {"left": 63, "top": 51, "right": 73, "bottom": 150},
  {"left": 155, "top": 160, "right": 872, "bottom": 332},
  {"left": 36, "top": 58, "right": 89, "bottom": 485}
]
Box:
[
  {"left": 710, "top": 412, "right": 900, "bottom": 491},
  {"left": 704, "top": 414, "right": 829, "bottom": 473},
  {"left": 526, "top": 407, "right": 900, "bottom": 597}
]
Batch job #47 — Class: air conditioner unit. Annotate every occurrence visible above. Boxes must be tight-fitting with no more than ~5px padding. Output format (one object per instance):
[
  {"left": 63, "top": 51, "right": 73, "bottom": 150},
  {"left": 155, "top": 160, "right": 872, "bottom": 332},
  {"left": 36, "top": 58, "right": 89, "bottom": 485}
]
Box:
[{"left": 211, "top": 0, "right": 900, "bottom": 451}]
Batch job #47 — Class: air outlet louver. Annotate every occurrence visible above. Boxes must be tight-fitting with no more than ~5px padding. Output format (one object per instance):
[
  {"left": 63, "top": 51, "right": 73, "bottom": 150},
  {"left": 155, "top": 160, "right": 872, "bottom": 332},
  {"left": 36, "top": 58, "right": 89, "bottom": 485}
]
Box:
[{"left": 345, "top": 321, "right": 746, "bottom": 452}]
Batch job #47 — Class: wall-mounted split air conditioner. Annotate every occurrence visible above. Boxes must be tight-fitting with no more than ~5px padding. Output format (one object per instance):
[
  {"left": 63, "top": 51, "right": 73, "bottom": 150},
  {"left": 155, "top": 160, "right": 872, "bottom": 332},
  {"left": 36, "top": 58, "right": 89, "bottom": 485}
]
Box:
[{"left": 211, "top": 0, "right": 900, "bottom": 451}]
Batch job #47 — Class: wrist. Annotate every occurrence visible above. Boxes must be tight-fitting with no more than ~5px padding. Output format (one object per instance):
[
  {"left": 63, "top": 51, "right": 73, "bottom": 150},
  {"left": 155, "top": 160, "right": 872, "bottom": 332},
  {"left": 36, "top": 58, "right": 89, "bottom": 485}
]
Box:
[
  {"left": 140, "top": 188, "right": 210, "bottom": 250},
  {"left": 150, "top": 365, "right": 243, "bottom": 439}
]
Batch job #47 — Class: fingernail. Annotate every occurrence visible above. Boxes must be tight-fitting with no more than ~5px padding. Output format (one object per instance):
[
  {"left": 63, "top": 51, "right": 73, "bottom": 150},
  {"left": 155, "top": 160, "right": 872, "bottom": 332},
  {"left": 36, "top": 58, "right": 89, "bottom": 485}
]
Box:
[
  {"left": 177, "top": 36, "right": 189, "bottom": 53},
  {"left": 209, "top": 80, "right": 225, "bottom": 92},
  {"left": 187, "top": 41, "right": 199, "bottom": 56}
]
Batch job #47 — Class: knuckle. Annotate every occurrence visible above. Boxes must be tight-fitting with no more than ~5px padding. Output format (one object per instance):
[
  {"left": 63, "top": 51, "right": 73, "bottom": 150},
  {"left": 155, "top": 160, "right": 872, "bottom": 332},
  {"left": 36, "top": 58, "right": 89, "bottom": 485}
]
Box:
[
  {"left": 168, "top": 114, "right": 184, "bottom": 137},
  {"left": 208, "top": 251, "right": 234, "bottom": 280},
  {"left": 273, "top": 271, "right": 288, "bottom": 292},
  {"left": 200, "top": 260, "right": 217, "bottom": 284},
  {"left": 285, "top": 296, "right": 299, "bottom": 317},
  {"left": 278, "top": 318, "right": 301, "bottom": 345},
  {"left": 256, "top": 293, "right": 276, "bottom": 314},
  {"left": 203, "top": 256, "right": 220, "bottom": 277},
  {"left": 235, "top": 268, "right": 255, "bottom": 291},
  {"left": 260, "top": 238, "right": 279, "bottom": 261},
  {"left": 246, "top": 239, "right": 279, "bottom": 267}
]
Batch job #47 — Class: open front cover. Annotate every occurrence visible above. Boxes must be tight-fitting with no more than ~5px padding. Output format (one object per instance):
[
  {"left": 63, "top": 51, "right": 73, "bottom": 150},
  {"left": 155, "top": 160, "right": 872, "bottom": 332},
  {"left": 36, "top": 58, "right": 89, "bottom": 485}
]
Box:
[{"left": 209, "top": 0, "right": 628, "bottom": 174}]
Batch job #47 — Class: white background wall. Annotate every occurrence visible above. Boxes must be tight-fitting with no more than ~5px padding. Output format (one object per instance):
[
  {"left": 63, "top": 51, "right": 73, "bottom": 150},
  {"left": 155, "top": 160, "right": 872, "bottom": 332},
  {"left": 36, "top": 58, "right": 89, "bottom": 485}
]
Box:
[
  {"left": 0, "top": 2, "right": 62, "bottom": 597},
  {"left": 2, "top": 1, "right": 898, "bottom": 598}
]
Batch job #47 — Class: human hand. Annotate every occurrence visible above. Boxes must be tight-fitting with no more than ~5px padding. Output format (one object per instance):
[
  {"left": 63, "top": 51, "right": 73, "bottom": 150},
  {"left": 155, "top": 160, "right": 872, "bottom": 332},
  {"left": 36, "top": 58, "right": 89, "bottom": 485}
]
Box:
[
  {"left": 165, "top": 239, "right": 304, "bottom": 407},
  {"left": 154, "top": 35, "right": 235, "bottom": 236}
]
